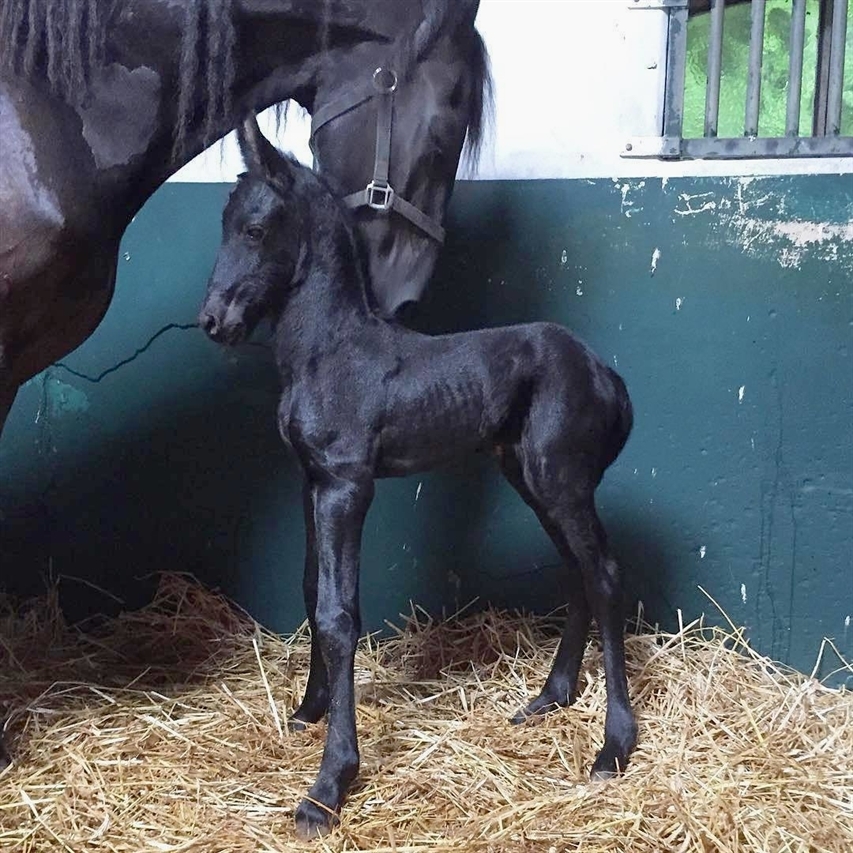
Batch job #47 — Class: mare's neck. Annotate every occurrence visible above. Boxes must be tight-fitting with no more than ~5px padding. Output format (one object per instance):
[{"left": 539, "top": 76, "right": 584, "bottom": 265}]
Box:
[{"left": 91, "top": 0, "right": 394, "bottom": 214}]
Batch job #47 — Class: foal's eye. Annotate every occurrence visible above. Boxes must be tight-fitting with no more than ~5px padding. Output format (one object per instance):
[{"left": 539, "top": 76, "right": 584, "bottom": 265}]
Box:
[{"left": 245, "top": 225, "right": 265, "bottom": 242}]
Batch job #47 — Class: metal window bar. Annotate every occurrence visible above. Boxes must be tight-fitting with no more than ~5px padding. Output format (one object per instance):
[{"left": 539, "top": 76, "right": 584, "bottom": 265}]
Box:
[
  {"left": 744, "top": 0, "right": 766, "bottom": 136},
  {"left": 663, "top": 3, "right": 690, "bottom": 146},
  {"left": 786, "top": 0, "right": 808, "bottom": 136},
  {"left": 813, "top": 0, "right": 834, "bottom": 134},
  {"left": 826, "top": 0, "right": 848, "bottom": 134},
  {"left": 623, "top": 0, "right": 853, "bottom": 160},
  {"left": 704, "top": 0, "right": 726, "bottom": 137}
]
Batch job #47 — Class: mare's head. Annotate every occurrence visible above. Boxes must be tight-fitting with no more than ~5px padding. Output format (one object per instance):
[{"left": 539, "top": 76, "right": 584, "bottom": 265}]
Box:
[
  {"left": 198, "top": 123, "right": 311, "bottom": 346},
  {"left": 309, "top": 1, "right": 491, "bottom": 316}
]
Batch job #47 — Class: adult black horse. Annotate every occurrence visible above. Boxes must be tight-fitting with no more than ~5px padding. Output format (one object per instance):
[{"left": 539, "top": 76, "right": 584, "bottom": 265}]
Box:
[
  {"left": 0, "top": 0, "right": 489, "bottom": 771},
  {"left": 0, "top": 0, "right": 491, "bottom": 436}
]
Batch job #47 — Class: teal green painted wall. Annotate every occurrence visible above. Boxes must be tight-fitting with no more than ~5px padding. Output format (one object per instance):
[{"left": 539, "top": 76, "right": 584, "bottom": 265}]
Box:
[{"left": 1, "top": 176, "right": 851, "bottom": 686}]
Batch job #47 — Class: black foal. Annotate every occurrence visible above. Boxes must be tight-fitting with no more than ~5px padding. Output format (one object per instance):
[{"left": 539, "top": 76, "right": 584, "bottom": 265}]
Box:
[{"left": 199, "top": 118, "right": 637, "bottom": 839}]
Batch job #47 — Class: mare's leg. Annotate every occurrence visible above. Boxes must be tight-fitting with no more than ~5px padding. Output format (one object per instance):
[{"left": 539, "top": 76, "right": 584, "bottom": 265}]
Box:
[
  {"left": 0, "top": 382, "right": 16, "bottom": 431},
  {"left": 499, "top": 449, "right": 592, "bottom": 721},
  {"left": 516, "top": 447, "right": 636, "bottom": 778},
  {"left": 290, "top": 483, "right": 330, "bottom": 730},
  {"left": 0, "top": 381, "right": 18, "bottom": 769},
  {"left": 294, "top": 476, "right": 373, "bottom": 840}
]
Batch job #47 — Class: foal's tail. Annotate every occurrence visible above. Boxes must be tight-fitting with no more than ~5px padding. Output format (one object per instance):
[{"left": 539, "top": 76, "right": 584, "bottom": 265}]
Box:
[{"left": 603, "top": 367, "right": 634, "bottom": 471}]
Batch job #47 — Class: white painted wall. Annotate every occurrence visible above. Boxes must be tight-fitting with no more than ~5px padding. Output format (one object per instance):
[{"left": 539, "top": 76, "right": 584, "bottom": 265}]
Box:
[{"left": 171, "top": 0, "right": 853, "bottom": 183}]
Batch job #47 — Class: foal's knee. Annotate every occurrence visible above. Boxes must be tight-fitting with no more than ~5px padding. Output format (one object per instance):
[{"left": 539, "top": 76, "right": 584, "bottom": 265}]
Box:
[{"left": 314, "top": 604, "right": 359, "bottom": 662}]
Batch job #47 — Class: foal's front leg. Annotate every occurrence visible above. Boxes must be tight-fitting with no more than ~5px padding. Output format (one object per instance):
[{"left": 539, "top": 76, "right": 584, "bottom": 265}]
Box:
[
  {"left": 290, "top": 483, "right": 329, "bottom": 730},
  {"left": 294, "top": 476, "right": 374, "bottom": 840}
]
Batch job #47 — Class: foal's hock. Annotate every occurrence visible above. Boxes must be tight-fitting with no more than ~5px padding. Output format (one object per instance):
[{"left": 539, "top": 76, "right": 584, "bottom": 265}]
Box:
[{"left": 199, "top": 118, "right": 637, "bottom": 840}]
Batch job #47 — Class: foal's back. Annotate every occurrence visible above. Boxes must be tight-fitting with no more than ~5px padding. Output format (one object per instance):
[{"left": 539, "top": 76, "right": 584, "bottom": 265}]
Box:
[{"left": 346, "top": 318, "right": 629, "bottom": 480}]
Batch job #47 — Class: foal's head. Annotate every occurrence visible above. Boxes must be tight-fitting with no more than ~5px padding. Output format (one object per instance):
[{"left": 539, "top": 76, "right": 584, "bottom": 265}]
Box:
[{"left": 198, "top": 122, "right": 314, "bottom": 345}]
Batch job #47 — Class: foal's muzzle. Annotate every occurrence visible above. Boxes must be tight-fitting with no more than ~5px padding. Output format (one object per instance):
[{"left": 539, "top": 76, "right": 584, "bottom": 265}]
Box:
[{"left": 198, "top": 299, "right": 248, "bottom": 345}]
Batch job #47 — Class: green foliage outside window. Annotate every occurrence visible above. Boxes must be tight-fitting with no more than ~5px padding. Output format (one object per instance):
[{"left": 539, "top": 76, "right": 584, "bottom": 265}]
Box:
[{"left": 683, "top": 0, "right": 853, "bottom": 137}]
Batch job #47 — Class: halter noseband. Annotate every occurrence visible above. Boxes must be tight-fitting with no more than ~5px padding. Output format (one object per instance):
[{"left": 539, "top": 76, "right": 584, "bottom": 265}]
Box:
[{"left": 309, "top": 68, "right": 446, "bottom": 245}]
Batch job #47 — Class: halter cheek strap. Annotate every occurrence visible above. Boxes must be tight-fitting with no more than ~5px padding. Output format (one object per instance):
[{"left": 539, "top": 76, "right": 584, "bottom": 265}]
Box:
[{"left": 310, "top": 68, "right": 446, "bottom": 245}]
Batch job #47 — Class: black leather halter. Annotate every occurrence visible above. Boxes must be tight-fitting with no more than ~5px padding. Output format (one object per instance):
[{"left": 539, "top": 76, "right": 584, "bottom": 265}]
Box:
[{"left": 309, "top": 68, "right": 446, "bottom": 244}]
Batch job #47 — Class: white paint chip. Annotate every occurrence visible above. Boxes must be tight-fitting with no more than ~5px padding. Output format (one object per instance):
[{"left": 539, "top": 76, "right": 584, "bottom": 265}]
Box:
[
  {"left": 675, "top": 297, "right": 683, "bottom": 311},
  {"left": 650, "top": 247, "right": 661, "bottom": 275},
  {"left": 414, "top": 482, "right": 422, "bottom": 503},
  {"left": 741, "top": 583, "right": 747, "bottom": 603},
  {"left": 738, "top": 385, "right": 746, "bottom": 403},
  {"left": 576, "top": 285, "right": 584, "bottom": 296},
  {"left": 699, "top": 545, "right": 707, "bottom": 559},
  {"left": 560, "top": 249, "right": 568, "bottom": 265},
  {"left": 651, "top": 467, "right": 657, "bottom": 478}
]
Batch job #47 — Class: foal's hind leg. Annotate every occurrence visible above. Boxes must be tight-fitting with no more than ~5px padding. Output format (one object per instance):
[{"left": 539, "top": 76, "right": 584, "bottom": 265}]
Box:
[
  {"left": 560, "top": 505, "right": 636, "bottom": 778},
  {"left": 512, "top": 449, "right": 637, "bottom": 778},
  {"left": 498, "top": 449, "right": 592, "bottom": 720},
  {"left": 290, "top": 483, "right": 330, "bottom": 730}
]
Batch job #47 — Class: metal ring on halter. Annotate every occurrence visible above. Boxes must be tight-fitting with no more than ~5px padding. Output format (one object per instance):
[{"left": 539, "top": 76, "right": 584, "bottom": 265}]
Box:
[
  {"left": 365, "top": 181, "right": 395, "bottom": 211},
  {"left": 372, "top": 67, "right": 398, "bottom": 93}
]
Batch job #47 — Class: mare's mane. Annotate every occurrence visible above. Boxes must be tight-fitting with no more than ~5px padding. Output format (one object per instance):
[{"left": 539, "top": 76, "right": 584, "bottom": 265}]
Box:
[
  {"left": 0, "top": 0, "right": 491, "bottom": 164},
  {"left": 0, "top": 0, "right": 236, "bottom": 153}
]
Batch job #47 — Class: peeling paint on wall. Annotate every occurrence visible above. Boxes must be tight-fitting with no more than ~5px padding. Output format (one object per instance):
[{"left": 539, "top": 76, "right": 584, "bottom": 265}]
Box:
[
  {"left": 674, "top": 178, "right": 853, "bottom": 271},
  {"left": 613, "top": 179, "right": 645, "bottom": 218}
]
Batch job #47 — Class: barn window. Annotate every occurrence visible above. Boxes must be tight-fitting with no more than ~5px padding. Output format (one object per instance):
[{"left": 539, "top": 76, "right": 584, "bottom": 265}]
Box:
[{"left": 624, "top": 0, "right": 853, "bottom": 159}]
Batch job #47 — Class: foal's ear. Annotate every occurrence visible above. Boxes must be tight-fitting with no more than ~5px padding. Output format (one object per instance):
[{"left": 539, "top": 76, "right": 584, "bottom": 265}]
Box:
[{"left": 237, "top": 114, "right": 281, "bottom": 179}]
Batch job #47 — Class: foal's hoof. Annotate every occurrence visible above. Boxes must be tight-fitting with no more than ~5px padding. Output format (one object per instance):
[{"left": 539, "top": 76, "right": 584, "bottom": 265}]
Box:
[
  {"left": 510, "top": 690, "right": 569, "bottom": 725},
  {"left": 590, "top": 743, "right": 631, "bottom": 780},
  {"left": 295, "top": 797, "right": 338, "bottom": 840},
  {"left": 288, "top": 707, "right": 326, "bottom": 733}
]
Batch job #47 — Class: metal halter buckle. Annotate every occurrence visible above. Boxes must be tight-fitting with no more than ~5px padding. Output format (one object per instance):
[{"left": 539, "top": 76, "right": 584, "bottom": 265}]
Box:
[
  {"left": 365, "top": 181, "right": 394, "bottom": 211},
  {"left": 372, "top": 67, "right": 398, "bottom": 93}
]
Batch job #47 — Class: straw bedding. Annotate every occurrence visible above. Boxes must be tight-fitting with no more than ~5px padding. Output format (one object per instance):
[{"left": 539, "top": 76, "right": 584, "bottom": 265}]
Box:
[{"left": 0, "top": 575, "right": 850, "bottom": 852}]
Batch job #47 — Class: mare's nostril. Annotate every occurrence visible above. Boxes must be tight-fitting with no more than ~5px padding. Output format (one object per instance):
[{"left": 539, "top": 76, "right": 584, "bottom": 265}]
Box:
[{"left": 200, "top": 312, "right": 219, "bottom": 337}]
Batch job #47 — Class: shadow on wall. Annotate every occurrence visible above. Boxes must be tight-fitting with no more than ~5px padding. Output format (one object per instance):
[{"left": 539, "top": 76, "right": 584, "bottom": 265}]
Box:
[{"left": 0, "top": 178, "right": 674, "bottom": 639}]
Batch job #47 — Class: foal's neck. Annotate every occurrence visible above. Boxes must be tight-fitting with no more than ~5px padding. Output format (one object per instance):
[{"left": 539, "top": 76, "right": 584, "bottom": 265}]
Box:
[{"left": 276, "top": 199, "right": 380, "bottom": 363}]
